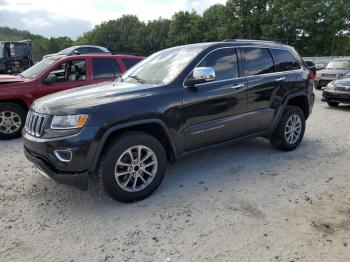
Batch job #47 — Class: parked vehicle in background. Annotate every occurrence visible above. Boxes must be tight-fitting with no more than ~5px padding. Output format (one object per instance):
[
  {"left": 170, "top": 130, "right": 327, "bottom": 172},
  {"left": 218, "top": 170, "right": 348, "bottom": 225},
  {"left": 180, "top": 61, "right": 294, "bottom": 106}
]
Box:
[
  {"left": 42, "top": 45, "right": 110, "bottom": 60},
  {"left": 23, "top": 40, "right": 315, "bottom": 202},
  {"left": 315, "top": 64, "right": 325, "bottom": 71},
  {"left": 0, "top": 40, "right": 34, "bottom": 75},
  {"left": 322, "top": 78, "right": 350, "bottom": 107},
  {"left": 315, "top": 58, "right": 350, "bottom": 89},
  {"left": 0, "top": 53, "right": 144, "bottom": 139}
]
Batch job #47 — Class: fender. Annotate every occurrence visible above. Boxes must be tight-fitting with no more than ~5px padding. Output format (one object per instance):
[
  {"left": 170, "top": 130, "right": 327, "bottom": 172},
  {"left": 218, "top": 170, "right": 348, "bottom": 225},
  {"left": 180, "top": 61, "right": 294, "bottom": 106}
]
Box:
[
  {"left": 272, "top": 92, "right": 310, "bottom": 129},
  {"left": 88, "top": 118, "right": 178, "bottom": 173}
]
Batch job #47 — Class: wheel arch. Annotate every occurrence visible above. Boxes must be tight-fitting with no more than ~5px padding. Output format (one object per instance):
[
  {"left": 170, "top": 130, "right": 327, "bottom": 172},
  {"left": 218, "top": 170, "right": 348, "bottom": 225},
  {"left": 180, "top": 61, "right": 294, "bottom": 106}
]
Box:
[
  {"left": 0, "top": 99, "right": 29, "bottom": 111},
  {"left": 286, "top": 95, "right": 309, "bottom": 119},
  {"left": 89, "top": 119, "right": 177, "bottom": 173}
]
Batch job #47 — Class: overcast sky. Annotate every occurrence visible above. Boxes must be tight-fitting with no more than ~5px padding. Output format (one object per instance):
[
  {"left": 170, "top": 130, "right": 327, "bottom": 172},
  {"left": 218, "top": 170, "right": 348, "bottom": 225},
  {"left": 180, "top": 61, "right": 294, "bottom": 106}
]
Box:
[{"left": 0, "top": 0, "right": 226, "bottom": 39}]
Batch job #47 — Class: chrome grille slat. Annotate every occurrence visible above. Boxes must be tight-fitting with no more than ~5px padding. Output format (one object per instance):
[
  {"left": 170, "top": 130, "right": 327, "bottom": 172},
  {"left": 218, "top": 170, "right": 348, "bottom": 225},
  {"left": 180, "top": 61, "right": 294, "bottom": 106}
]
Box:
[{"left": 25, "top": 111, "right": 46, "bottom": 137}]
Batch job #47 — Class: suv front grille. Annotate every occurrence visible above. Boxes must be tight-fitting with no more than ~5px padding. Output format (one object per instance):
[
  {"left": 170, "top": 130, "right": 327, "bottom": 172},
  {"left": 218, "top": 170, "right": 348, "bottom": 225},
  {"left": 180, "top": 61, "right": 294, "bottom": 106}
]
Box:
[
  {"left": 335, "top": 85, "right": 350, "bottom": 92},
  {"left": 25, "top": 112, "right": 47, "bottom": 137}
]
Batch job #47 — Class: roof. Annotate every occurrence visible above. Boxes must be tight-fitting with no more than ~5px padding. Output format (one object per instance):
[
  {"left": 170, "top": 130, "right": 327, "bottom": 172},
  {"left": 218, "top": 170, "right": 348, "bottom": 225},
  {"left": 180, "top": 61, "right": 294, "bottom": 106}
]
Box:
[
  {"left": 45, "top": 53, "right": 144, "bottom": 62},
  {"left": 333, "top": 57, "right": 350, "bottom": 61},
  {"left": 164, "top": 39, "right": 293, "bottom": 52}
]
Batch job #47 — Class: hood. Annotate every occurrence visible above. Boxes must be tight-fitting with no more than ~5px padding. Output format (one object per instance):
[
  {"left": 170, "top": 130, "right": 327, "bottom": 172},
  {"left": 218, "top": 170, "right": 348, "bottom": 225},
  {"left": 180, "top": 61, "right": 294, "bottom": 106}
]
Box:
[
  {"left": 332, "top": 78, "right": 350, "bottom": 87},
  {"left": 32, "top": 81, "right": 157, "bottom": 114},
  {"left": 0, "top": 74, "right": 27, "bottom": 85},
  {"left": 318, "top": 68, "right": 350, "bottom": 76},
  {"left": 42, "top": 53, "right": 57, "bottom": 59}
]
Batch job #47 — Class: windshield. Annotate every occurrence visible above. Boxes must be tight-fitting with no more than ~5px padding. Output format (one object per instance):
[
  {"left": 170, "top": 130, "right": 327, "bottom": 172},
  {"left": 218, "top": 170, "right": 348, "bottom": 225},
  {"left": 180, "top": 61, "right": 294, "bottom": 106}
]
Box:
[
  {"left": 0, "top": 43, "right": 4, "bottom": 59},
  {"left": 326, "top": 60, "right": 350, "bottom": 70},
  {"left": 122, "top": 44, "right": 207, "bottom": 85},
  {"left": 21, "top": 57, "right": 59, "bottom": 78},
  {"left": 58, "top": 46, "right": 76, "bottom": 55}
]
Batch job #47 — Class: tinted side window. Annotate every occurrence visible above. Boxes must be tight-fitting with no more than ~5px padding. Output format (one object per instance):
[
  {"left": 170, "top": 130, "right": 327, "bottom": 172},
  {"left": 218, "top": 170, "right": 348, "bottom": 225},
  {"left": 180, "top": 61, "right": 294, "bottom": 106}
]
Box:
[
  {"left": 92, "top": 58, "right": 115, "bottom": 79},
  {"left": 87, "top": 47, "right": 104, "bottom": 53},
  {"left": 270, "top": 49, "right": 301, "bottom": 71},
  {"left": 76, "top": 47, "right": 88, "bottom": 54},
  {"left": 123, "top": 58, "right": 140, "bottom": 69},
  {"left": 243, "top": 48, "right": 274, "bottom": 76},
  {"left": 198, "top": 48, "right": 238, "bottom": 81},
  {"left": 110, "top": 59, "right": 122, "bottom": 75}
]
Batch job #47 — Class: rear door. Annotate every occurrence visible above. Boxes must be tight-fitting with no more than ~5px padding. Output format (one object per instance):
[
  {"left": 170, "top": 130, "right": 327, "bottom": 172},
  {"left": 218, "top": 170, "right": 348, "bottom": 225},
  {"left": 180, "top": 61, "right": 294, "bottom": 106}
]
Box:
[
  {"left": 37, "top": 58, "right": 88, "bottom": 97},
  {"left": 241, "top": 47, "right": 279, "bottom": 133},
  {"left": 242, "top": 47, "right": 303, "bottom": 133},
  {"left": 182, "top": 47, "right": 248, "bottom": 151}
]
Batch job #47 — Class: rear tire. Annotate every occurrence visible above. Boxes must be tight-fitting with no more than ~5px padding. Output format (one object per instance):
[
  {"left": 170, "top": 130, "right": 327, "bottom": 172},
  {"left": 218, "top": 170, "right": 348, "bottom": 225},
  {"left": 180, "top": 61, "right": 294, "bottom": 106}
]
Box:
[
  {"left": 98, "top": 131, "right": 167, "bottom": 203},
  {"left": 327, "top": 102, "right": 339, "bottom": 107},
  {"left": 0, "top": 103, "right": 27, "bottom": 140},
  {"left": 270, "top": 106, "right": 305, "bottom": 151}
]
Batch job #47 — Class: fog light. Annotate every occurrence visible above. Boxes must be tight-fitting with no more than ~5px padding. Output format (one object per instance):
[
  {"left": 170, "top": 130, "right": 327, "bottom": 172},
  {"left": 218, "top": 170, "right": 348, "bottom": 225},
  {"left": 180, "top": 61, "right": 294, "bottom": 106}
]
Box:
[{"left": 54, "top": 150, "right": 72, "bottom": 162}]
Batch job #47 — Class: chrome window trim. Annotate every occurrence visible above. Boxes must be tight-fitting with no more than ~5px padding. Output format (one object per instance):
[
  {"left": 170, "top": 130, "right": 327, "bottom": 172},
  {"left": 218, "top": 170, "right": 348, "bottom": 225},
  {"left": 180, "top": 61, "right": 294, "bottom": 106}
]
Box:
[{"left": 183, "top": 45, "right": 305, "bottom": 88}]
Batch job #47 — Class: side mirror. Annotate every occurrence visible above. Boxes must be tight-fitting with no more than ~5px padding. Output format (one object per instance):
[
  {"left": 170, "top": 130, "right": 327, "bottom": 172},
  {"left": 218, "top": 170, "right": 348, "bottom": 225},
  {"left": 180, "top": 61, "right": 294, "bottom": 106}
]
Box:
[
  {"left": 185, "top": 67, "right": 216, "bottom": 87},
  {"left": 72, "top": 50, "right": 80, "bottom": 55},
  {"left": 43, "top": 74, "right": 57, "bottom": 84}
]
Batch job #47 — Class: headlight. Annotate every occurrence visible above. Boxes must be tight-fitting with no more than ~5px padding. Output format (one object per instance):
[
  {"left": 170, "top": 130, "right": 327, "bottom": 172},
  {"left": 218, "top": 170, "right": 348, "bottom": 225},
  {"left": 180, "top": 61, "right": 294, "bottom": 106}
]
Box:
[
  {"left": 51, "top": 114, "right": 89, "bottom": 130},
  {"left": 326, "top": 82, "right": 335, "bottom": 90}
]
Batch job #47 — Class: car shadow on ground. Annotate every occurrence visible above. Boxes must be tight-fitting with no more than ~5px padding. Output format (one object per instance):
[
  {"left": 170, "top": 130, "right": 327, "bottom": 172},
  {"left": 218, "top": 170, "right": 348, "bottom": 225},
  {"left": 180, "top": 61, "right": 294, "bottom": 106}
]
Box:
[
  {"left": 24, "top": 135, "right": 324, "bottom": 217},
  {"left": 324, "top": 104, "right": 350, "bottom": 112}
]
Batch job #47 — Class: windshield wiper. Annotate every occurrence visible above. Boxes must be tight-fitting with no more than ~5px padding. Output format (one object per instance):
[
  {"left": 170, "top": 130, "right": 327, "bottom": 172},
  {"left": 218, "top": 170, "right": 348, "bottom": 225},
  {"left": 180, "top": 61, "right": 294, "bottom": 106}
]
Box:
[{"left": 128, "top": 75, "right": 146, "bottom": 84}]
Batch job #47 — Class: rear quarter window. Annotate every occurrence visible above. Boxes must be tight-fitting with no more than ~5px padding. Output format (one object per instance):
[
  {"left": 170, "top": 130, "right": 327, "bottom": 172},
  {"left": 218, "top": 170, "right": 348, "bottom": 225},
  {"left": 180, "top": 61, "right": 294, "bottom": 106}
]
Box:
[{"left": 270, "top": 49, "right": 301, "bottom": 72}]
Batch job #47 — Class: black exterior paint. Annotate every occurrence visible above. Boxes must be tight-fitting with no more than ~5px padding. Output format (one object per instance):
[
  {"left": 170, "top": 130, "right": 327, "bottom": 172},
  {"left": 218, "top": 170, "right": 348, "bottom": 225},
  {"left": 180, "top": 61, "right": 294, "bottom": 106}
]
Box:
[{"left": 23, "top": 40, "right": 315, "bottom": 190}]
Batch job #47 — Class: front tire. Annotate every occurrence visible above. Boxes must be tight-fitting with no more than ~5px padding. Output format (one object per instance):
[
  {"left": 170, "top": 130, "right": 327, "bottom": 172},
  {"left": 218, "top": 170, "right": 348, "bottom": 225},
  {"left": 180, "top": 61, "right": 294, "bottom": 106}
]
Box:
[
  {"left": 0, "top": 103, "right": 27, "bottom": 140},
  {"left": 99, "top": 131, "right": 167, "bottom": 202},
  {"left": 327, "top": 102, "right": 339, "bottom": 107},
  {"left": 270, "top": 106, "right": 306, "bottom": 151}
]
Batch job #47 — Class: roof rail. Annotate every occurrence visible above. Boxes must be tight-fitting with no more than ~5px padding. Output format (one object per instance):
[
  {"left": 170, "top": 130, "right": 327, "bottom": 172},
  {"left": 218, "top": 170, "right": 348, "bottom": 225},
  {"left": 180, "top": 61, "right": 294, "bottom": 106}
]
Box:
[{"left": 222, "top": 39, "right": 282, "bottom": 44}]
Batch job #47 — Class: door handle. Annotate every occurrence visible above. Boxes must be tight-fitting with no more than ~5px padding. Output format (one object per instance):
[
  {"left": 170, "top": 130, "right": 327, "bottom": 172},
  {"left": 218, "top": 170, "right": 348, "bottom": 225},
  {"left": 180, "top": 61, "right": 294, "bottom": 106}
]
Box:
[
  {"left": 275, "top": 77, "right": 286, "bottom": 82},
  {"left": 230, "top": 83, "right": 245, "bottom": 89}
]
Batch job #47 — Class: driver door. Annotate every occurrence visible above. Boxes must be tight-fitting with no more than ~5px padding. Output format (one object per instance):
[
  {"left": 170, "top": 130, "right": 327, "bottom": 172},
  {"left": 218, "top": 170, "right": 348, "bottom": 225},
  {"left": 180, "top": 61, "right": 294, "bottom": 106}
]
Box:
[
  {"left": 181, "top": 48, "right": 248, "bottom": 151},
  {"left": 37, "top": 58, "right": 88, "bottom": 98}
]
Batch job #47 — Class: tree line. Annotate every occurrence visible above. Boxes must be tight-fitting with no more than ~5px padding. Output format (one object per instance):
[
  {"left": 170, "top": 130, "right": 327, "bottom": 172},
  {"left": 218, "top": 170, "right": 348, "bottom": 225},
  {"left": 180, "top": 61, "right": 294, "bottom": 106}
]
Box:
[{"left": 1, "top": 0, "right": 350, "bottom": 61}]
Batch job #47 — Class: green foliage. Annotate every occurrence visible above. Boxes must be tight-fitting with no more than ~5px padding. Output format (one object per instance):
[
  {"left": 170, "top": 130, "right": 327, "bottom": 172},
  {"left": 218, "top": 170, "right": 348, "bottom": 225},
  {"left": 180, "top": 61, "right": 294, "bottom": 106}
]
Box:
[
  {"left": 76, "top": 0, "right": 350, "bottom": 56},
  {"left": 1, "top": 0, "right": 350, "bottom": 58}
]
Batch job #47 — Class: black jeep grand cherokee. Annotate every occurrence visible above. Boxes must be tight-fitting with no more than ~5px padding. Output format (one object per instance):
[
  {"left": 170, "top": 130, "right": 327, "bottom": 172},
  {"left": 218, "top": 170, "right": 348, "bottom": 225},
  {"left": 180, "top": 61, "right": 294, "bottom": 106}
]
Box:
[{"left": 23, "top": 40, "right": 315, "bottom": 202}]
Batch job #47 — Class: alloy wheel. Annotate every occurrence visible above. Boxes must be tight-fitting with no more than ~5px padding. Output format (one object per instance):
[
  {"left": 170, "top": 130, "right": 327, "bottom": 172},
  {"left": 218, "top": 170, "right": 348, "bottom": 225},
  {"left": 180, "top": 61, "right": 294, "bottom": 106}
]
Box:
[
  {"left": 0, "top": 111, "right": 22, "bottom": 134},
  {"left": 284, "top": 114, "right": 302, "bottom": 145},
  {"left": 114, "top": 145, "right": 158, "bottom": 192}
]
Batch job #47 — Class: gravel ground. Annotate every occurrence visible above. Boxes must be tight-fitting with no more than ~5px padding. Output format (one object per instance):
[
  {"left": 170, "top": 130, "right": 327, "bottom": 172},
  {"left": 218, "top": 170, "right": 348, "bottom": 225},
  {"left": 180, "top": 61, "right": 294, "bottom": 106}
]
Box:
[{"left": 1, "top": 91, "right": 350, "bottom": 262}]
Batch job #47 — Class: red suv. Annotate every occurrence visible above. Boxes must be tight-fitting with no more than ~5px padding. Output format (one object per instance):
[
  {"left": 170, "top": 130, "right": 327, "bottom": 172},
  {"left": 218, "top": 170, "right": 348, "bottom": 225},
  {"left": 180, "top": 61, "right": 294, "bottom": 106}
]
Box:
[{"left": 0, "top": 53, "right": 144, "bottom": 139}]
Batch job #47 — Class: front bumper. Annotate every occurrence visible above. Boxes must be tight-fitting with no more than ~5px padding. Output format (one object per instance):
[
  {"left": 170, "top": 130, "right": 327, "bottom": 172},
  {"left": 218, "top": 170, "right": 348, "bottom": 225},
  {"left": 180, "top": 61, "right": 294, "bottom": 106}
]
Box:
[
  {"left": 322, "top": 90, "right": 350, "bottom": 104},
  {"left": 24, "top": 147, "right": 88, "bottom": 190},
  {"left": 315, "top": 79, "right": 334, "bottom": 88},
  {"left": 22, "top": 126, "right": 98, "bottom": 190}
]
